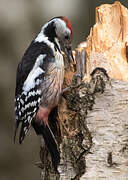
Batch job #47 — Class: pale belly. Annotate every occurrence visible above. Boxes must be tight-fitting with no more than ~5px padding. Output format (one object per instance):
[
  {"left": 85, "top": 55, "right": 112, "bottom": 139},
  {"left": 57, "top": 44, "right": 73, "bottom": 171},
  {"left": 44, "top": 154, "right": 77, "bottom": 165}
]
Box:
[
  {"left": 36, "top": 51, "right": 64, "bottom": 124},
  {"left": 40, "top": 55, "right": 64, "bottom": 109}
]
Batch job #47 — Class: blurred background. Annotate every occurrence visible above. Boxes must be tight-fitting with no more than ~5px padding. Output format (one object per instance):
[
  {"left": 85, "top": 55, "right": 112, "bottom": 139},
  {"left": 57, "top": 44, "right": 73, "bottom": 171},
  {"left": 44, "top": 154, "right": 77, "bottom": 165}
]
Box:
[{"left": 0, "top": 0, "right": 128, "bottom": 179}]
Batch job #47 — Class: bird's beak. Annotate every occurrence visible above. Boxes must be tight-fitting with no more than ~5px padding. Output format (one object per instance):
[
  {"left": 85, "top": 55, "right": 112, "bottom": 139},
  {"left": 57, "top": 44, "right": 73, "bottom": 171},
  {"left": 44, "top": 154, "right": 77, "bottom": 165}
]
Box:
[{"left": 64, "top": 41, "right": 74, "bottom": 63}]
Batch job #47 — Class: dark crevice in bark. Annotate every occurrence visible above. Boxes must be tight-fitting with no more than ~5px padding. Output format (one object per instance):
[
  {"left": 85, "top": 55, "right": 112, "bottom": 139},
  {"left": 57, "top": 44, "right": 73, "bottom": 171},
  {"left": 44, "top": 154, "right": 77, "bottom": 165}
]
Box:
[{"left": 38, "top": 48, "right": 110, "bottom": 179}]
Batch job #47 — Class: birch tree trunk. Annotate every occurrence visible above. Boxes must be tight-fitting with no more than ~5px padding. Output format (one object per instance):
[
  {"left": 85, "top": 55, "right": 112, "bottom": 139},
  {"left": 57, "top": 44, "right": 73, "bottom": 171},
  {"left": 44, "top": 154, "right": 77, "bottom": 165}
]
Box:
[{"left": 38, "top": 1, "right": 128, "bottom": 179}]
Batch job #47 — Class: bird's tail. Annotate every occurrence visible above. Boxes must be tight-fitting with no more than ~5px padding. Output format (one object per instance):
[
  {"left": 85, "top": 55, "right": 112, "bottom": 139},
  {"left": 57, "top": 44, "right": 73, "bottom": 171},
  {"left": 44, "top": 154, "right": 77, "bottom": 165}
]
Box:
[{"left": 32, "top": 121, "right": 60, "bottom": 171}]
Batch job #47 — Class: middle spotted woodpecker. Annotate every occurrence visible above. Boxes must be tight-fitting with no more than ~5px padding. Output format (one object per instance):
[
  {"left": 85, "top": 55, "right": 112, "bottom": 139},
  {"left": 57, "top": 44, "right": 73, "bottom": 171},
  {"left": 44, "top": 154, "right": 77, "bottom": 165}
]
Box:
[{"left": 14, "top": 16, "right": 73, "bottom": 171}]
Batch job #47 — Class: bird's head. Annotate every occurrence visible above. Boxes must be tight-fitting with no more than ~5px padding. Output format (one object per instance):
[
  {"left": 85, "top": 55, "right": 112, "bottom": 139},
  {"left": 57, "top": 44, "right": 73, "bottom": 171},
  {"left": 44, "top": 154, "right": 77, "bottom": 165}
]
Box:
[
  {"left": 43, "top": 16, "right": 74, "bottom": 62},
  {"left": 54, "top": 16, "right": 74, "bottom": 62}
]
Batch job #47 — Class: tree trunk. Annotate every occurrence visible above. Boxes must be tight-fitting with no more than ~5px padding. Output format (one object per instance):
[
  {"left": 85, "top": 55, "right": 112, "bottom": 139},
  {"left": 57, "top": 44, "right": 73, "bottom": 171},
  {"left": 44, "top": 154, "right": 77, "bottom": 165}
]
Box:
[{"left": 38, "top": 1, "right": 128, "bottom": 179}]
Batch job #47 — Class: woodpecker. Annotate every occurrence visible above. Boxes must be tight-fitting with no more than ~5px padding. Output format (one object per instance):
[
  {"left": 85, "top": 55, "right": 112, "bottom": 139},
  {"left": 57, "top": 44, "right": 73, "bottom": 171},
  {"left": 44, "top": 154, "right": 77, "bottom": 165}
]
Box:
[{"left": 14, "top": 16, "right": 73, "bottom": 171}]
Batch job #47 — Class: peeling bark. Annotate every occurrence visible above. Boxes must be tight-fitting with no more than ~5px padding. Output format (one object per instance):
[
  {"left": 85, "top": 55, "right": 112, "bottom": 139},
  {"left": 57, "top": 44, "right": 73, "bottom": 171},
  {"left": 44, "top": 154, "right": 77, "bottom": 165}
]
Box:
[{"left": 38, "top": 1, "right": 128, "bottom": 179}]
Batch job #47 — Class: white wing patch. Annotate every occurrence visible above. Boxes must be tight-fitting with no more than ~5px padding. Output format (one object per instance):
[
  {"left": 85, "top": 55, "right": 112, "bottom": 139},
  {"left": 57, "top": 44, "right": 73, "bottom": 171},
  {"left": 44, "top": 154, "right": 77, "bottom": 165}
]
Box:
[
  {"left": 23, "top": 67, "right": 43, "bottom": 92},
  {"left": 23, "top": 54, "right": 46, "bottom": 92}
]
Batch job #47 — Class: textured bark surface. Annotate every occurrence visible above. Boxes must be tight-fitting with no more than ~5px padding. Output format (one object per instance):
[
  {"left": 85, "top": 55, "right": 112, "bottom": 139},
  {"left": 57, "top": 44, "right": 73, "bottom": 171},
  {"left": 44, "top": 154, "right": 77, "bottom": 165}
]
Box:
[
  {"left": 39, "top": 1, "right": 128, "bottom": 179},
  {"left": 81, "top": 79, "right": 128, "bottom": 180}
]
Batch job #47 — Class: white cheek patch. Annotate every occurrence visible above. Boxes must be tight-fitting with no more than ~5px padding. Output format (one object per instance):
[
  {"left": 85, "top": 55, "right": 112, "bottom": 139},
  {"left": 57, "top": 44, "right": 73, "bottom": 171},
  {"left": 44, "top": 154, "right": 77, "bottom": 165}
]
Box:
[
  {"left": 55, "top": 19, "right": 67, "bottom": 37},
  {"left": 54, "top": 19, "right": 71, "bottom": 39}
]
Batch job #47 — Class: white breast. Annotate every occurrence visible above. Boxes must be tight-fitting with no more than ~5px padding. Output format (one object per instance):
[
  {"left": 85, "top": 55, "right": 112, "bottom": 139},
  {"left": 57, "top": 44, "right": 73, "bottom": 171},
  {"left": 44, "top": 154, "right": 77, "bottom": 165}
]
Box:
[
  {"left": 40, "top": 49, "right": 64, "bottom": 108},
  {"left": 55, "top": 50, "right": 64, "bottom": 69},
  {"left": 54, "top": 49, "right": 64, "bottom": 93}
]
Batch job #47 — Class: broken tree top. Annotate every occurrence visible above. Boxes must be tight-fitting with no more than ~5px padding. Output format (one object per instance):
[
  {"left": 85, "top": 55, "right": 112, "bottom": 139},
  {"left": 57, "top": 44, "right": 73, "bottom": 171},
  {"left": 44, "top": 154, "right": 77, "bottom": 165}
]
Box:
[{"left": 79, "top": 1, "right": 128, "bottom": 81}]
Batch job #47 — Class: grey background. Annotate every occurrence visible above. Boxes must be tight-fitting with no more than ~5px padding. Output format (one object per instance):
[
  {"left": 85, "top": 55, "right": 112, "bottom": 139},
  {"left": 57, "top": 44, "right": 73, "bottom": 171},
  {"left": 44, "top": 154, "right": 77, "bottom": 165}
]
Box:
[{"left": 0, "top": 0, "right": 127, "bottom": 180}]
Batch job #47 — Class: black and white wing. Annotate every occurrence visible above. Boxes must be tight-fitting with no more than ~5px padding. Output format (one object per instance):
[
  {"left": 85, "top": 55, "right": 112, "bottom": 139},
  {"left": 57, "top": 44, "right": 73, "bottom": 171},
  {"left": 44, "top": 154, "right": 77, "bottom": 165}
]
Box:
[{"left": 14, "top": 41, "right": 54, "bottom": 144}]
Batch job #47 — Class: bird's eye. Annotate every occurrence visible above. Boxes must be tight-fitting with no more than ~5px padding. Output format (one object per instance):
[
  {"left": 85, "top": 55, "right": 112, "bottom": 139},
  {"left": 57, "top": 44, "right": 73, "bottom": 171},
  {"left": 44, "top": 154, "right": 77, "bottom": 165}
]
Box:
[{"left": 65, "top": 35, "right": 69, "bottom": 40}]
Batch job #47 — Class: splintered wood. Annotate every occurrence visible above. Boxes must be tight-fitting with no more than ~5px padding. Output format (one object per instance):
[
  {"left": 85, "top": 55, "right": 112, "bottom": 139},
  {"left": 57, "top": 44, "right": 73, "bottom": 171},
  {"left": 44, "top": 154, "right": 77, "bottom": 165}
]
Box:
[{"left": 83, "top": 1, "right": 128, "bottom": 81}]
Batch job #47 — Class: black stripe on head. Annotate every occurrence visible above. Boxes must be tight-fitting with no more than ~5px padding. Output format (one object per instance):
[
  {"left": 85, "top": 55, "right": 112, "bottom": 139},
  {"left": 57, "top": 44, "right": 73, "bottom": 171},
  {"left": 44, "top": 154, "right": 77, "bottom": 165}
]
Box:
[
  {"left": 43, "top": 21, "right": 61, "bottom": 53},
  {"left": 43, "top": 21, "right": 56, "bottom": 43}
]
